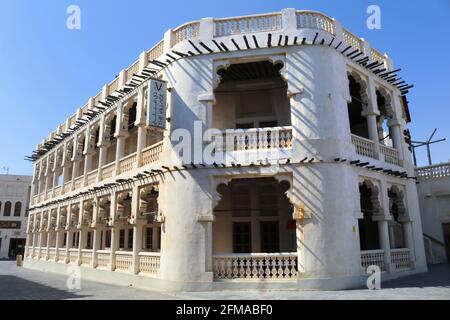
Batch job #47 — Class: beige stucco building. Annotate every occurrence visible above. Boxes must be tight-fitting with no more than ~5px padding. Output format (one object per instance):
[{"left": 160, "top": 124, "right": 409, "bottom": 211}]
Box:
[
  {"left": 416, "top": 162, "right": 450, "bottom": 264},
  {"left": 0, "top": 174, "right": 32, "bottom": 259},
  {"left": 24, "top": 9, "right": 427, "bottom": 291}
]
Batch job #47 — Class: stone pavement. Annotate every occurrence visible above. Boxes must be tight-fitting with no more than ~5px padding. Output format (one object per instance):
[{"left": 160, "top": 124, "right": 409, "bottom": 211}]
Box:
[{"left": 0, "top": 261, "right": 449, "bottom": 300}]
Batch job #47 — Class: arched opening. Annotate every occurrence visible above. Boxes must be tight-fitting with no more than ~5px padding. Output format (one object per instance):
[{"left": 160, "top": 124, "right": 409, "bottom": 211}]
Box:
[
  {"left": 358, "top": 181, "right": 380, "bottom": 250},
  {"left": 347, "top": 74, "right": 369, "bottom": 139},
  {"left": 212, "top": 177, "right": 297, "bottom": 280},
  {"left": 388, "top": 186, "right": 406, "bottom": 249},
  {"left": 376, "top": 88, "right": 393, "bottom": 147},
  {"left": 124, "top": 102, "right": 138, "bottom": 156},
  {"left": 213, "top": 177, "right": 295, "bottom": 253},
  {"left": 106, "top": 114, "right": 117, "bottom": 164},
  {"left": 214, "top": 61, "right": 291, "bottom": 130},
  {"left": 3, "top": 201, "right": 11, "bottom": 216},
  {"left": 14, "top": 202, "right": 22, "bottom": 217}
]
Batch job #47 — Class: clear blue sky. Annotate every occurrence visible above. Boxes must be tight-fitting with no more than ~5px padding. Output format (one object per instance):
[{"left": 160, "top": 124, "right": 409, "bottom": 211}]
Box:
[{"left": 0, "top": 0, "right": 449, "bottom": 175}]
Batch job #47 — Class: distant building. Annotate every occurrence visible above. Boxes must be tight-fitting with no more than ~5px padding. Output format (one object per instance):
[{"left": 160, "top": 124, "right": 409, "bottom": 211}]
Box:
[
  {"left": 0, "top": 174, "right": 32, "bottom": 259},
  {"left": 416, "top": 162, "right": 450, "bottom": 264}
]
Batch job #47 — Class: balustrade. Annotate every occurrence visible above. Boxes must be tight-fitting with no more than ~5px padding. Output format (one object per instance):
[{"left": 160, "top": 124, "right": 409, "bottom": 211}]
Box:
[{"left": 213, "top": 253, "right": 298, "bottom": 280}]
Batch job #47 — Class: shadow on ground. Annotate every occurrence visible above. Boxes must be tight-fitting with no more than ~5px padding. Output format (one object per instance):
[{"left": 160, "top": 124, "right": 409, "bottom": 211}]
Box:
[
  {"left": 382, "top": 264, "right": 450, "bottom": 289},
  {"left": 0, "top": 275, "right": 91, "bottom": 300}
]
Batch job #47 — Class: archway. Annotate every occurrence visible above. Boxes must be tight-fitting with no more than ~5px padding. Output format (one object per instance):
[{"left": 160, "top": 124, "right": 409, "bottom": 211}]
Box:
[{"left": 358, "top": 181, "right": 381, "bottom": 250}]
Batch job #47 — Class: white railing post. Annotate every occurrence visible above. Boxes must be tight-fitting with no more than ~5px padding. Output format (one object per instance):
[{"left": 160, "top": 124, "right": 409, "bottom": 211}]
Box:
[
  {"left": 199, "top": 17, "right": 214, "bottom": 42},
  {"left": 281, "top": 8, "right": 297, "bottom": 33}
]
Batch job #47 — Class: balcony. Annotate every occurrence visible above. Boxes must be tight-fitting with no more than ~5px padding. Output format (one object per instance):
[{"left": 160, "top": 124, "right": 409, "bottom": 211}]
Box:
[
  {"left": 32, "top": 142, "right": 164, "bottom": 206},
  {"left": 212, "top": 253, "right": 298, "bottom": 280},
  {"left": 212, "top": 126, "right": 293, "bottom": 163},
  {"left": 351, "top": 134, "right": 401, "bottom": 167},
  {"left": 416, "top": 162, "right": 450, "bottom": 179}
]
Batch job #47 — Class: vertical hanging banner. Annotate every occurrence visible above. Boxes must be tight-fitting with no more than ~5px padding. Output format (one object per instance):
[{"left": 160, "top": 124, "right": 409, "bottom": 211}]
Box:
[{"left": 147, "top": 79, "right": 167, "bottom": 130}]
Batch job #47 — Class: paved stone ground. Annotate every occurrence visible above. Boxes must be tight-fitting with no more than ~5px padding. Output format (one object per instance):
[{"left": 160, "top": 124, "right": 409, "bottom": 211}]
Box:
[{"left": 0, "top": 261, "right": 449, "bottom": 300}]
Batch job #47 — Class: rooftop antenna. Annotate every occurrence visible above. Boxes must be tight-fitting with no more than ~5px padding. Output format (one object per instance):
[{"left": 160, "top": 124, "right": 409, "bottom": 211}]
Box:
[{"left": 411, "top": 128, "right": 446, "bottom": 166}]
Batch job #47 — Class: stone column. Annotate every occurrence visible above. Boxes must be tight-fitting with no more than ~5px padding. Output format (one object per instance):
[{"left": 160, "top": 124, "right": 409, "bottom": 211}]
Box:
[
  {"left": 132, "top": 222, "right": 144, "bottom": 274},
  {"left": 83, "top": 127, "right": 94, "bottom": 186},
  {"left": 97, "top": 114, "right": 109, "bottom": 181},
  {"left": 387, "top": 118, "right": 404, "bottom": 162},
  {"left": 378, "top": 180, "right": 393, "bottom": 271},
  {"left": 363, "top": 111, "right": 380, "bottom": 159},
  {"left": 114, "top": 106, "right": 128, "bottom": 175},
  {"left": 376, "top": 219, "right": 392, "bottom": 271},
  {"left": 109, "top": 224, "right": 120, "bottom": 271},
  {"left": 198, "top": 215, "right": 214, "bottom": 274},
  {"left": 400, "top": 217, "right": 416, "bottom": 267},
  {"left": 78, "top": 227, "right": 87, "bottom": 266},
  {"left": 65, "top": 229, "right": 73, "bottom": 264},
  {"left": 38, "top": 213, "right": 44, "bottom": 258},
  {"left": 364, "top": 77, "right": 381, "bottom": 159},
  {"left": 92, "top": 227, "right": 102, "bottom": 268},
  {"left": 135, "top": 86, "right": 147, "bottom": 168}
]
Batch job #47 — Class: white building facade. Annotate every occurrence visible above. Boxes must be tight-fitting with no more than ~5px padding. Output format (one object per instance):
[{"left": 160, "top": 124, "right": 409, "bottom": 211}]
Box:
[
  {"left": 0, "top": 174, "right": 32, "bottom": 259},
  {"left": 24, "top": 9, "right": 427, "bottom": 291},
  {"left": 416, "top": 162, "right": 450, "bottom": 264}
]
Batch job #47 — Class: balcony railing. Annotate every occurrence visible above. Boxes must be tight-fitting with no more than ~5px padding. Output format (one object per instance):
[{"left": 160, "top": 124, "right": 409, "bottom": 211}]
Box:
[
  {"left": 380, "top": 144, "right": 400, "bottom": 166},
  {"left": 73, "top": 176, "right": 84, "bottom": 190},
  {"left": 138, "top": 252, "right": 161, "bottom": 276},
  {"left": 360, "top": 249, "right": 386, "bottom": 272},
  {"left": 142, "top": 142, "right": 163, "bottom": 166},
  {"left": 296, "top": 11, "right": 335, "bottom": 35},
  {"left": 40, "top": 247, "right": 47, "bottom": 260},
  {"left": 214, "top": 12, "right": 282, "bottom": 37},
  {"left": 115, "top": 251, "right": 133, "bottom": 272},
  {"left": 86, "top": 169, "right": 98, "bottom": 186},
  {"left": 212, "top": 252, "right": 298, "bottom": 280},
  {"left": 416, "top": 162, "right": 450, "bottom": 179},
  {"left": 96, "top": 250, "right": 111, "bottom": 269},
  {"left": 101, "top": 162, "right": 115, "bottom": 180},
  {"left": 57, "top": 250, "right": 66, "bottom": 263},
  {"left": 81, "top": 249, "right": 93, "bottom": 266},
  {"left": 351, "top": 134, "right": 376, "bottom": 159},
  {"left": 118, "top": 153, "right": 136, "bottom": 174},
  {"left": 213, "top": 126, "right": 293, "bottom": 152},
  {"left": 391, "top": 248, "right": 412, "bottom": 270},
  {"left": 173, "top": 21, "right": 200, "bottom": 45},
  {"left": 63, "top": 180, "right": 72, "bottom": 193},
  {"left": 54, "top": 185, "right": 62, "bottom": 197},
  {"left": 68, "top": 248, "right": 79, "bottom": 264}
]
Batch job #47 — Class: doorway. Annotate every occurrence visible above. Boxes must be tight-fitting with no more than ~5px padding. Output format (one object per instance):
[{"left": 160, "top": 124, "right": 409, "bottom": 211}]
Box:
[{"left": 8, "top": 238, "right": 26, "bottom": 259}]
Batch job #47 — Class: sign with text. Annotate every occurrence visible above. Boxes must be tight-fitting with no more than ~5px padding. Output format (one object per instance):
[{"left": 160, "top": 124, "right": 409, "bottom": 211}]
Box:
[{"left": 147, "top": 79, "right": 167, "bottom": 130}]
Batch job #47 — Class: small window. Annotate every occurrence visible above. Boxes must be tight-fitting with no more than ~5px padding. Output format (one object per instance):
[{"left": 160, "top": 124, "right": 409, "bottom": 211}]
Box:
[
  {"left": 14, "top": 202, "right": 22, "bottom": 217},
  {"left": 4, "top": 201, "right": 11, "bottom": 216},
  {"left": 0, "top": 202, "right": 2, "bottom": 214},
  {"left": 233, "top": 222, "right": 251, "bottom": 253}
]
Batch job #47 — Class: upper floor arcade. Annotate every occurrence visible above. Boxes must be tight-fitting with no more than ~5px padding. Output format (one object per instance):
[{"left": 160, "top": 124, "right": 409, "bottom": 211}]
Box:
[{"left": 29, "top": 8, "right": 413, "bottom": 207}]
